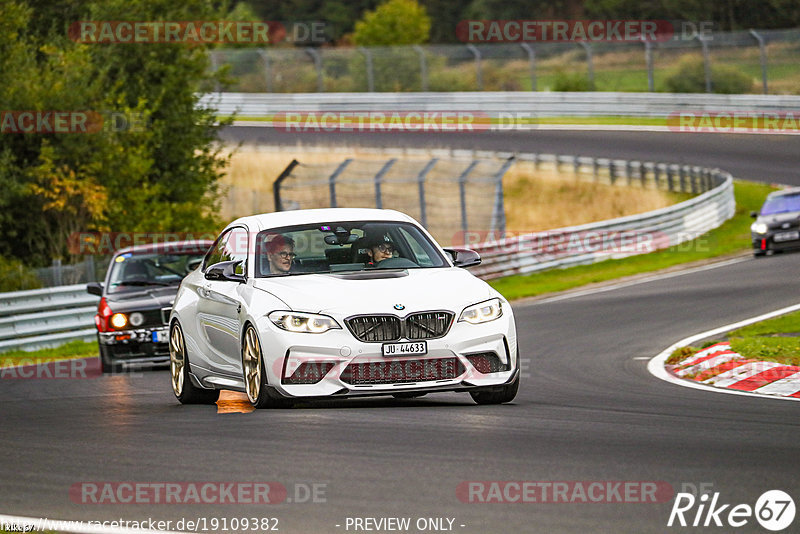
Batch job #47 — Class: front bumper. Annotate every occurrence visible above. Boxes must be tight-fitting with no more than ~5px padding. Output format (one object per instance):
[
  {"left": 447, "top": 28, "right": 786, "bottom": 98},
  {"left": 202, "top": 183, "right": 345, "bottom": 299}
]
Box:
[
  {"left": 752, "top": 230, "right": 800, "bottom": 252},
  {"left": 97, "top": 326, "right": 170, "bottom": 364},
  {"left": 253, "top": 312, "right": 518, "bottom": 398}
]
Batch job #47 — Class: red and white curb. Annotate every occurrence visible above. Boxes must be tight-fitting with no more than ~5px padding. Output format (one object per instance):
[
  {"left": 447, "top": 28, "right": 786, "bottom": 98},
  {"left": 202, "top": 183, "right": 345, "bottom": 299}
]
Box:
[
  {"left": 648, "top": 302, "right": 800, "bottom": 402},
  {"left": 668, "top": 342, "right": 800, "bottom": 398}
]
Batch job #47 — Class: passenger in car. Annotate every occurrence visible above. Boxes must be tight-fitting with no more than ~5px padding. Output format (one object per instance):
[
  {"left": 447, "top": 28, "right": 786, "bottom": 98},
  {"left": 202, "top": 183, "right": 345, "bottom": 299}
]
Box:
[{"left": 264, "top": 234, "right": 296, "bottom": 274}]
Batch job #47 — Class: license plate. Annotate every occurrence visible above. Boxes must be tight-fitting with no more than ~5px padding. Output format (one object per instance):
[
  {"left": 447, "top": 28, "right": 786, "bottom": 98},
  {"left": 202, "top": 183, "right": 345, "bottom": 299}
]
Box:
[
  {"left": 151, "top": 329, "right": 168, "bottom": 343},
  {"left": 774, "top": 231, "right": 799, "bottom": 242},
  {"left": 382, "top": 341, "right": 427, "bottom": 357}
]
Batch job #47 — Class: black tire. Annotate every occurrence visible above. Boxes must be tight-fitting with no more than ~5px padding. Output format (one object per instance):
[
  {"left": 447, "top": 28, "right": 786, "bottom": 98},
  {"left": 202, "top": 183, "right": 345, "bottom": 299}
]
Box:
[
  {"left": 392, "top": 392, "right": 427, "bottom": 399},
  {"left": 469, "top": 373, "right": 520, "bottom": 405},
  {"left": 99, "top": 346, "right": 122, "bottom": 374},
  {"left": 242, "top": 325, "right": 294, "bottom": 409},
  {"left": 753, "top": 250, "right": 766, "bottom": 258},
  {"left": 170, "top": 322, "right": 220, "bottom": 405}
]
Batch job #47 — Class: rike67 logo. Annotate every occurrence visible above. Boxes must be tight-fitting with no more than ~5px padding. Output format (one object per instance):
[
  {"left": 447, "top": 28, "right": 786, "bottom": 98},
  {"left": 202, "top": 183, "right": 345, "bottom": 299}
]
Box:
[{"left": 668, "top": 489, "right": 795, "bottom": 531}]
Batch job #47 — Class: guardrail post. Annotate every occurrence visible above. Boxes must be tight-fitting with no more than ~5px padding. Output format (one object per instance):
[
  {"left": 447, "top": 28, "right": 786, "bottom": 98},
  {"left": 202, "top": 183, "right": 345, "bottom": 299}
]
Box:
[
  {"left": 520, "top": 43, "right": 537, "bottom": 91},
  {"left": 638, "top": 162, "right": 647, "bottom": 187},
  {"left": 749, "top": 29, "right": 769, "bottom": 94},
  {"left": 625, "top": 160, "right": 633, "bottom": 186},
  {"left": 667, "top": 165, "right": 674, "bottom": 191},
  {"left": 608, "top": 160, "right": 616, "bottom": 184},
  {"left": 696, "top": 35, "right": 712, "bottom": 93},
  {"left": 413, "top": 45, "right": 428, "bottom": 91},
  {"left": 305, "top": 48, "right": 324, "bottom": 92},
  {"left": 416, "top": 158, "right": 437, "bottom": 228},
  {"left": 374, "top": 158, "right": 396, "bottom": 209},
  {"left": 592, "top": 158, "right": 599, "bottom": 182},
  {"left": 328, "top": 158, "right": 352, "bottom": 208},
  {"left": 490, "top": 157, "right": 515, "bottom": 238},
  {"left": 257, "top": 49, "right": 273, "bottom": 93},
  {"left": 578, "top": 42, "right": 594, "bottom": 89},
  {"left": 358, "top": 47, "right": 375, "bottom": 92},
  {"left": 690, "top": 167, "right": 698, "bottom": 194},
  {"left": 679, "top": 165, "right": 687, "bottom": 192},
  {"left": 652, "top": 163, "right": 661, "bottom": 189},
  {"left": 466, "top": 44, "right": 483, "bottom": 90},
  {"left": 209, "top": 51, "right": 221, "bottom": 93},
  {"left": 52, "top": 259, "right": 63, "bottom": 287},
  {"left": 643, "top": 38, "right": 654, "bottom": 92},
  {"left": 458, "top": 161, "right": 480, "bottom": 245},
  {"left": 273, "top": 159, "right": 299, "bottom": 212},
  {"left": 573, "top": 156, "right": 581, "bottom": 176}
]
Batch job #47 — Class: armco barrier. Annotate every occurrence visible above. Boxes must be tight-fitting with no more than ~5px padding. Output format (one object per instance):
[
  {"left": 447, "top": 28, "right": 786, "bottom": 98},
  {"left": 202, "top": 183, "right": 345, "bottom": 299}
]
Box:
[
  {"left": 468, "top": 155, "right": 734, "bottom": 279},
  {"left": 0, "top": 284, "right": 98, "bottom": 353},
  {"left": 201, "top": 91, "right": 800, "bottom": 119},
  {"left": 0, "top": 151, "right": 735, "bottom": 351}
]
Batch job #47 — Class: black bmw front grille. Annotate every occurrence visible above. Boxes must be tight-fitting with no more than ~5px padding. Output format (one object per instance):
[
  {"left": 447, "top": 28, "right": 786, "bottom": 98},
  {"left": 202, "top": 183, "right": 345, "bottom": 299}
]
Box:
[
  {"left": 345, "top": 311, "right": 454, "bottom": 342},
  {"left": 345, "top": 315, "right": 402, "bottom": 342}
]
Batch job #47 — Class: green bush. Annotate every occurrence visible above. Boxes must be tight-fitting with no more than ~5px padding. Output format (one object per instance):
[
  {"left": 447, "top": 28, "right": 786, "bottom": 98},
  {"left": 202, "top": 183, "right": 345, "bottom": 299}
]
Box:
[
  {"left": 662, "top": 56, "right": 753, "bottom": 94},
  {"left": 552, "top": 70, "right": 594, "bottom": 92},
  {"left": 0, "top": 256, "right": 42, "bottom": 292}
]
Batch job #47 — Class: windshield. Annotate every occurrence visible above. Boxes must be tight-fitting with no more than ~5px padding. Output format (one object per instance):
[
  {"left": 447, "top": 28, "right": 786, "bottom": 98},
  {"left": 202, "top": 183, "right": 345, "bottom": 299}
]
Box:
[
  {"left": 760, "top": 193, "right": 800, "bottom": 215},
  {"left": 107, "top": 251, "right": 205, "bottom": 293},
  {"left": 255, "top": 220, "right": 447, "bottom": 277}
]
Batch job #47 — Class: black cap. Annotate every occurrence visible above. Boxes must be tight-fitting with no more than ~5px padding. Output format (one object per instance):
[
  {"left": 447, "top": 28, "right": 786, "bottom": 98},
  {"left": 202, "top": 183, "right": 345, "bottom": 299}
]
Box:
[{"left": 364, "top": 233, "right": 394, "bottom": 247}]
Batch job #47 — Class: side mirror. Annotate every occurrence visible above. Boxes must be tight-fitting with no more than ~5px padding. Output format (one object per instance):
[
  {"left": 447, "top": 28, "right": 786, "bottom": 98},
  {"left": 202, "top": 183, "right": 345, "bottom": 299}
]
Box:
[
  {"left": 205, "top": 260, "right": 245, "bottom": 282},
  {"left": 444, "top": 248, "right": 482, "bottom": 268},
  {"left": 86, "top": 282, "right": 104, "bottom": 296},
  {"left": 750, "top": 211, "right": 759, "bottom": 218}
]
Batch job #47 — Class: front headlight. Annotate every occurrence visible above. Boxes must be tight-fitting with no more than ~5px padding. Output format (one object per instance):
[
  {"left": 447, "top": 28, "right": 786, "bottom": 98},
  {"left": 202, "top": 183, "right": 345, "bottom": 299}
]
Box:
[
  {"left": 751, "top": 222, "right": 768, "bottom": 234},
  {"left": 268, "top": 311, "right": 341, "bottom": 333},
  {"left": 459, "top": 298, "right": 503, "bottom": 324}
]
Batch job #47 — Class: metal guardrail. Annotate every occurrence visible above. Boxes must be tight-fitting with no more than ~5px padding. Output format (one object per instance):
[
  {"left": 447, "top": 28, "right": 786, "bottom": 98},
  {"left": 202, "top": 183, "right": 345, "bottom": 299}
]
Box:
[
  {"left": 202, "top": 91, "right": 800, "bottom": 119},
  {"left": 0, "top": 150, "right": 735, "bottom": 352},
  {"left": 465, "top": 153, "right": 735, "bottom": 279},
  {"left": 0, "top": 284, "right": 98, "bottom": 353}
]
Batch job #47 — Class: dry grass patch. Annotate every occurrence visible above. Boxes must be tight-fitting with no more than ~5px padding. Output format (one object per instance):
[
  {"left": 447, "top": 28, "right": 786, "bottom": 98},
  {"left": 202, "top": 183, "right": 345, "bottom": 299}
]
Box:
[
  {"left": 503, "top": 161, "right": 678, "bottom": 233},
  {"left": 221, "top": 148, "right": 680, "bottom": 233}
]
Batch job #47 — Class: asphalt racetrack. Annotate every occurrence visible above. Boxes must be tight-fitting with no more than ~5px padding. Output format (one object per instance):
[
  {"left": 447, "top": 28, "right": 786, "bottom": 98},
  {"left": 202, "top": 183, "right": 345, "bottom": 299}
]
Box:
[{"left": 1, "top": 129, "right": 799, "bottom": 534}]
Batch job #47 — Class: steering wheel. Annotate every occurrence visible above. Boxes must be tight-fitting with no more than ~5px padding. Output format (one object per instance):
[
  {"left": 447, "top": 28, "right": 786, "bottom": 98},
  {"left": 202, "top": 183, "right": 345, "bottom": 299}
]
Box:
[{"left": 374, "top": 257, "right": 418, "bottom": 269}]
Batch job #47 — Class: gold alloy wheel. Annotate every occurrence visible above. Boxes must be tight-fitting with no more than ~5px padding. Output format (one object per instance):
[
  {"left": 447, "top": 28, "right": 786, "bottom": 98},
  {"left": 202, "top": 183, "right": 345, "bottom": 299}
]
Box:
[
  {"left": 169, "top": 323, "right": 185, "bottom": 396},
  {"left": 243, "top": 326, "right": 262, "bottom": 404}
]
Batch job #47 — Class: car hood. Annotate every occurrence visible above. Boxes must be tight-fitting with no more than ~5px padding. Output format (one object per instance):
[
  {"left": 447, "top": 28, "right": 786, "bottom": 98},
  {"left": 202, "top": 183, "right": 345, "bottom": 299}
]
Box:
[
  {"left": 104, "top": 286, "right": 178, "bottom": 312},
  {"left": 758, "top": 211, "right": 800, "bottom": 226},
  {"left": 252, "top": 268, "right": 494, "bottom": 315}
]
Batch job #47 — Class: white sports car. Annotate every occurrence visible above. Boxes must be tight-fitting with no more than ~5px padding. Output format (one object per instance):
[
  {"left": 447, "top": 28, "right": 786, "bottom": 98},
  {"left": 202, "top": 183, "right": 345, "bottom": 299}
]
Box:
[{"left": 169, "top": 208, "right": 519, "bottom": 408}]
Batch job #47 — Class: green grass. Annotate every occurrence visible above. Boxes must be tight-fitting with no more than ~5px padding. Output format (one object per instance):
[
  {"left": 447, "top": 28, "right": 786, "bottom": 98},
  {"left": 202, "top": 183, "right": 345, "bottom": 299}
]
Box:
[
  {"left": 489, "top": 179, "right": 774, "bottom": 301},
  {"left": 669, "top": 311, "right": 800, "bottom": 367},
  {"left": 728, "top": 310, "right": 800, "bottom": 338},
  {"left": 729, "top": 337, "right": 800, "bottom": 366},
  {"left": 0, "top": 340, "right": 98, "bottom": 367}
]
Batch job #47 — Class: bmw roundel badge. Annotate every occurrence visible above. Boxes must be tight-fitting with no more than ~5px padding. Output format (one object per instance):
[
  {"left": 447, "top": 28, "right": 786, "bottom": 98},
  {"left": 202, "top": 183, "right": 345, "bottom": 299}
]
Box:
[{"left": 393, "top": 304, "right": 405, "bottom": 310}]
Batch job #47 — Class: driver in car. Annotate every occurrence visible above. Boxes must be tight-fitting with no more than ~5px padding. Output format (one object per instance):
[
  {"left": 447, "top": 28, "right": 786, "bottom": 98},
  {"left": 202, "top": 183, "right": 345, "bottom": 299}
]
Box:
[
  {"left": 365, "top": 233, "right": 396, "bottom": 266},
  {"left": 264, "top": 234, "right": 296, "bottom": 274}
]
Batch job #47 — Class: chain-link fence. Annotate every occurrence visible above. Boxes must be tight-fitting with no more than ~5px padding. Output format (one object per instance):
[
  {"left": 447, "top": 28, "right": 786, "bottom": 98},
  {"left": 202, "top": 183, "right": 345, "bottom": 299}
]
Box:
[
  {"left": 210, "top": 29, "right": 800, "bottom": 95},
  {"left": 273, "top": 156, "right": 514, "bottom": 247}
]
